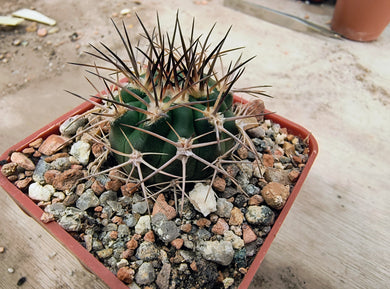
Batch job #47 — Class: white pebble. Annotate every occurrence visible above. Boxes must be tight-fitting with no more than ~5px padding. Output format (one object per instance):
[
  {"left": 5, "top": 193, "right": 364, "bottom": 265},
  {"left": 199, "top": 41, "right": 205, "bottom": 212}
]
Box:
[
  {"left": 70, "top": 141, "right": 91, "bottom": 165},
  {"left": 189, "top": 183, "right": 217, "bottom": 217},
  {"left": 28, "top": 182, "right": 55, "bottom": 201},
  {"left": 7, "top": 267, "right": 14, "bottom": 273}
]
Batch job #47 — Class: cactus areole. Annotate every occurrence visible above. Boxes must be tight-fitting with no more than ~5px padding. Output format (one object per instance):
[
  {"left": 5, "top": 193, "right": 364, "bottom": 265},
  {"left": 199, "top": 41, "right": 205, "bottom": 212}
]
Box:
[{"left": 70, "top": 12, "right": 269, "bottom": 190}]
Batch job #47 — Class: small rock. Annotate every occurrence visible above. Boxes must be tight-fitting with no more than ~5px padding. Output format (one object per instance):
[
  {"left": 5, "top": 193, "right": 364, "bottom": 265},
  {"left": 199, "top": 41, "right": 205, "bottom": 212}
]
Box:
[
  {"left": 224, "top": 230, "right": 244, "bottom": 249},
  {"left": 96, "top": 248, "right": 113, "bottom": 259},
  {"left": 121, "top": 182, "right": 138, "bottom": 196},
  {"left": 264, "top": 168, "right": 291, "bottom": 185},
  {"left": 283, "top": 142, "right": 296, "bottom": 156},
  {"left": 38, "top": 134, "right": 69, "bottom": 156},
  {"left": 171, "top": 238, "right": 184, "bottom": 250},
  {"left": 1, "top": 162, "right": 18, "bottom": 177},
  {"left": 48, "top": 27, "right": 60, "bottom": 34},
  {"left": 33, "top": 158, "right": 52, "bottom": 183},
  {"left": 135, "top": 215, "right": 151, "bottom": 235},
  {"left": 63, "top": 193, "right": 78, "bottom": 206},
  {"left": 245, "top": 205, "right": 275, "bottom": 226},
  {"left": 126, "top": 238, "right": 138, "bottom": 250},
  {"left": 196, "top": 218, "right": 211, "bottom": 228},
  {"left": 15, "top": 177, "right": 32, "bottom": 189},
  {"left": 237, "top": 146, "right": 248, "bottom": 159},
  {"left": 156, "top": 263, "right": 171, "bottom": 289},
  {"left": 151, "top": 213, "right": 180, "bottom": 243},
  {"left": 25, "top": 22, "right": 38, "bottom": 32},
  {"left": 132, "top": 201, "right": 148, "bottom": 214},
  {"left": 58, "top": 213, "right": 82, "bottom": 232},
  {"left": 135, "top": 262, "right": 156, "bottom": 285},
  {"left": 70, "top": 141, "right": 90, "bottom": 165},
  {"left": 223, "top": 277, "right": 235, "bottom": 289},
  {"left": 211, "top": 218, "right": 229, "bottom": 235},
  {"left": 116, "top": 258, "right": 129, "bottom": 269},
  {"left": 262, "top": 154, "right": 274, "bottom": 167},
  {"left": 40, "top": 212, "right": 55, "bottom": 223},
  {"left": 44, "top": 169, "right": 61, "bottom": 185},
  {"left": 229, "top": 207, "right": 244, "bottom": 226},
  {"left": 189, "top": 183, "right": 217, "bottom": 217},
  {"left": 99, "top": 190, "right": 117, "bottom": 206},
  {"left": 144, "top": 230, "right": 155, "bottom": 242},
  {"left": 242, "top": 223, "right": 257, "bottom": 244},
  {"left": 197, "top": 240, "right": 234, "bottom": 266},
  {"left": 248, "top": 126, "right": 265, "bottom": 138},
  {"left": 10, "top": 152, "right": 35, "bottom": 171},
  {"left": 76, "top": 189, "right": 99, "bottom": 210},
  {"left": 28, "top": 182, "right": 55, "bottom": 201},
  {"left": 261, "top": 182, "right": 290, "bottom": 210},
  {"left": 248, "top": 194, "right": 263, "bottom": 206},
  {"left": 37, "top": 27, "right": 48, "bottom": 37},
  {"left": 29, "top": 138, "right": 43, "bottom": 149},
  {"left": 288, "top": 170, "right": 300, "bottom": 182},
  {"left": 117, "top": 266, "right": 135, "bottom": 284},
  {"left": 60, "top": 115, "right": 88, "bottom": 136},
  {"left": 52, "top": 168, "right": 84, "bottom": 191},
  {"left": 212, "top": 176, "right": 226, "bottom": 192},
  {"left": 152, "top": 194, "right": 177, "bottom": 220}
]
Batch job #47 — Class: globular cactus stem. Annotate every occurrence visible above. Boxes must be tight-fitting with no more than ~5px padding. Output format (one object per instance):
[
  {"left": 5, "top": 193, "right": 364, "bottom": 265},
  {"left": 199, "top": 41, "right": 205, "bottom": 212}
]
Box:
[{"left": 69, "top": 12, "right": 270, "bottom": 213}]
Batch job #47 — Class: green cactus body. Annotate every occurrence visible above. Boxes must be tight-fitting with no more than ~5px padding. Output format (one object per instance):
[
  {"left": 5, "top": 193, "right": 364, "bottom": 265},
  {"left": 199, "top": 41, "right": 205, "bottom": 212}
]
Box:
[{"left": 109, "top": 84, "right": 237, "bottom": 183}]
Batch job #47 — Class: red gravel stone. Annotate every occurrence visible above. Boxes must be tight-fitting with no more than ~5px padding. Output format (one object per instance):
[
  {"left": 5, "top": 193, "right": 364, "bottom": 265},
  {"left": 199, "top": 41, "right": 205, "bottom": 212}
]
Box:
[
  {"left": 126, "top": 238, "right": 138, "bottom": 250},
  {"left": 152, "top": 194, "right": 177, "bottom": 220},
  {"left": 242, "top": 223, "right": 257, "bottom": 244},
  {"left": 212, "top": 176, "right": 226, "bottom": 192},
  {"left": 52, "top": 168, "right": 84, "bottom": 191},
  {"left": 117, "top": 266, "right": 135, "bottom": 284},
  {"left": 144, "top": 231, "right": 155, "bottom": 242},
  {"left": 211, "top": 218, "right": 229, "bottom": 235},
  {"left": 38, "top": 134, "right": 69, "bottom": 156},
  {"left": 262, "top": 154, "right": 274, "bottom": 168},
  {"left": 121, "top": 182, "right": 138, "bottom": 197},
  {"left": 44, "top": 170, "right": 61, "bottom": 185},
  {"left": 261, "top": 182, "right": 290, "bottom": 210},
  {"left": 10, "top": 152, "right": 35, "bottom": 171},
  {"left": 180, "top": 223, "right": 192, "bottom": 233},
  {"left": 288, "top": 170, "right": 300, "bottom": 182},
  {"left": 29, "top": 138, "right": 43, "bottom": 149},
  {"left": 248, "top": 194, "right": 264, "bottom": 206},
  {"left": 171, "top": 238, "right": 184, "bottom": 250},
  {"left": 196, "top": 218, "right": 211, "bottom": 228}
]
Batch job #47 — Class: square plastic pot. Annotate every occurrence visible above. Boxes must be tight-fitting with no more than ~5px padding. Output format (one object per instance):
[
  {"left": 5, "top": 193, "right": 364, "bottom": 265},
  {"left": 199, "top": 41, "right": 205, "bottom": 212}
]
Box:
[{"left": 0, "top": 97, "right": 318, "bottom": 289}]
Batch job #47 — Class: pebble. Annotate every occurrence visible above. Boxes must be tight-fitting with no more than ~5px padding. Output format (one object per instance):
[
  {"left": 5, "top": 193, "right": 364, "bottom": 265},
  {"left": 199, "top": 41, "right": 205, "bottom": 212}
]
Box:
[
  {"left": 38, "top": 134, "right": 69, "bottom": 156},
  {"left": 198, "top": 240, "right": 234, "bottom": 266},
  {"left": 11, "top": 152, "right": 36, "bottom": 171},
  {"left": 117, "top": 266, "right": 134, "bottom": 283},
  {"left": 156, "top": 263, "right": 171, "bottom": 289},
  {"left": 28, "top": 182, "right": 55, "bottom": 201},
  {"left": 1, "top": 162, "right": 18, "bottom": 177},
  {"left": 262, "top": 153, "right": 274, "bottom": 167},
  {"left": 135, "top": 262, "right": 156, "bottom": 285},
  {"left": 8, "top": 267, "right": 14, "bottom": 273},
  {"left": 25, "top": 22, "right": 38, "bottom": 32},
  {"left": 152, "top": 194, "right": 176, "bottom": 220},
  {"left": 58, "top": 213, "right": 82, "bottom": 232},
  {"left": 229, "top": 207, "right": 244, "bottom": 226},
  {"left": 189, "top": 183, "right": 217, "bottom": 217},
  {"left": 216, "top": 198, "right": 233, "bottom": 218},
  {"left": 151, "top": 213, "right": 180, "bottom": 243},
  {"left": 212, "top": 176, "right": 226, "bottom": 192},
  {"left": 261, "top": 182, "right": 290, "bottom": 210},
  {"left": 52, "top": 168, "right": 84, "bottom": 191},
  {"left": 70, "top": 141, "right": 91, "bottom": 165},
  {"left": 223, "top": 277, "right": 235, "bottom": 289},
  {"left": 33, "top": 158, "right": 52, "bottom": 183},
  {"left": 211, "top": 218, "right": 229, "bottom": 235},
  {"left": 37, "top": 27, "right": 48, "bottom": 37},
  {"left": 245, "top": 205, "right": 275, "bottom": 226},
  {"left": 60, "top": 115, "right": 87, "bottom": 136},
  {"left": 242, "top": 223, "right": 257, "bottom": 244},
  {"left": 96, "top": 248, "right": 113, "bottom": 259},
  {"left": 224, "top": 230, "right": 244, "bottom": 249},
  {"left": 76, "top": 189, "right": 99, "bottom": 210},
  {"left": 135, "top": 215, "right": 151, "bottom": 235},
  {"left": 264, "top": 167, "right": 291, "bottom": 185},
  {"left": 288, "top": 170, "right": 300, "bottom": 182}
]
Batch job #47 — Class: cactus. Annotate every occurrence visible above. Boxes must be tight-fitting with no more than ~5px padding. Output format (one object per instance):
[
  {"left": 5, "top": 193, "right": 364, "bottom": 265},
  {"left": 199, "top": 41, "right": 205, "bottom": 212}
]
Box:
[{"left": 69, "top": 13, "right": 269, "bottom": 212}]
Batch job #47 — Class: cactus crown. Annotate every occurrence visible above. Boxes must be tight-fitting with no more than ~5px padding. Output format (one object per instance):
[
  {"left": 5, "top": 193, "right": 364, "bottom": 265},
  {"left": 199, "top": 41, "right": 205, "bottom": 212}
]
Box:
[{"left": 69, "top": 12, "right": 270, "bottom": 213}]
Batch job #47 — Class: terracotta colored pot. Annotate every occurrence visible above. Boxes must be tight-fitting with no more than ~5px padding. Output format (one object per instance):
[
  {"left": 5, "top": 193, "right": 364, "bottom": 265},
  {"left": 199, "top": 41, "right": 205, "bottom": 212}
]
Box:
[
  {"left": 331, "top": 0, "right": 390, "bottom": 41},
  {"left": 0, "top": 97, "right": 318, "bottom": 288}
]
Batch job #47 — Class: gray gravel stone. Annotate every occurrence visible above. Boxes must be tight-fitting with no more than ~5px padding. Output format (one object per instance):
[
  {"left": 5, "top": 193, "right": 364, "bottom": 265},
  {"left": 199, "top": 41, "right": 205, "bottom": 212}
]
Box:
[
  {"left": 197, "top": 240, "right": 234, "bottom": 266},
  {"left": 76, "top": 189, "right": 100, "bottom": 210},
  {"left": 32, "top": 158, "right": 51, "bottom": 184},
  {"left": 99, "top": 190, "right": 117, "bottom": 206},
  {"left": 135, "top": 262, "right": 156, "bottom": 285},
  {"left": 151, "top": 213, "right": 180, "bottom": 243},
  {"left": 216, "top": 198, "right": 233, "bottom": 218}
]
